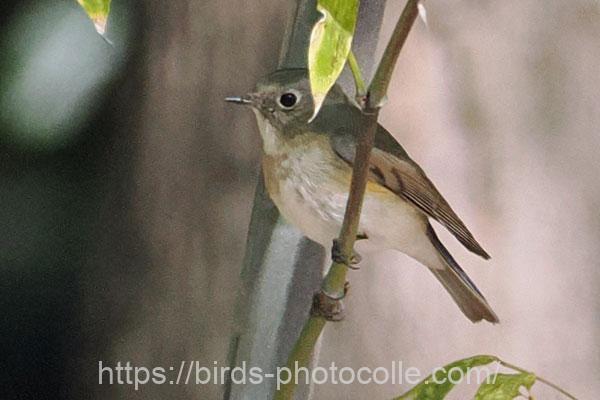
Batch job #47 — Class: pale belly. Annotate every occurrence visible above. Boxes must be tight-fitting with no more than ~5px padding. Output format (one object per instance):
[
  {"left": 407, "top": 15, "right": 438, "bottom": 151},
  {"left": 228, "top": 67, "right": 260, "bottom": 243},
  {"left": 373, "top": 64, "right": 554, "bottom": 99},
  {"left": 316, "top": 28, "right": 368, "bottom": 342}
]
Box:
[
  {"left": 275, "top": 175, "right": 426, "bottom": 253},
  {"left": 256, "top": 115, "right": 442, "bottom": 270},
  {"left": 263, "top": 143, "right": 432, "bottom": 260}
]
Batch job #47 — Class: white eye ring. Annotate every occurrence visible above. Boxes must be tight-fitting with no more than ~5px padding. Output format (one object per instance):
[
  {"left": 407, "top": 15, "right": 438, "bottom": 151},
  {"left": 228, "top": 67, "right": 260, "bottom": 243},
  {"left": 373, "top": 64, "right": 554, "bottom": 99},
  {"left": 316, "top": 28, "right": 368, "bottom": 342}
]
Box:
[{"left": 277, "top": 89, "right": 302, "bottom": 110}]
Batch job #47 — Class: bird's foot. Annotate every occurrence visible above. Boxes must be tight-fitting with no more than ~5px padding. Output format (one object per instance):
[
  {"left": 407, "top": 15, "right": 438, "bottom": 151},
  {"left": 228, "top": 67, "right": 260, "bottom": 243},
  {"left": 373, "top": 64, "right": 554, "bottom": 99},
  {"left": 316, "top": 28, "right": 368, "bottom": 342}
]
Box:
[
  {"left": 312, "top": 282, "right": 350, "bottom": 321},
  {"left": 348, "top": 253, "right": 362, "bottom": 269},
  {"left": 331, "top": 239, "right": 362, "bottom": 270}
]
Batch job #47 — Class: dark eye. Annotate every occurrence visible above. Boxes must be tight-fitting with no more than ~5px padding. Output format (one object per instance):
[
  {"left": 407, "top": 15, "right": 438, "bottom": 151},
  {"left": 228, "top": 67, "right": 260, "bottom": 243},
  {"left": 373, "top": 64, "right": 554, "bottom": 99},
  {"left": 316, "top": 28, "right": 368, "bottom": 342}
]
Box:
[{"left": 278, "top": 92, "right": 297, "bottom": 109}]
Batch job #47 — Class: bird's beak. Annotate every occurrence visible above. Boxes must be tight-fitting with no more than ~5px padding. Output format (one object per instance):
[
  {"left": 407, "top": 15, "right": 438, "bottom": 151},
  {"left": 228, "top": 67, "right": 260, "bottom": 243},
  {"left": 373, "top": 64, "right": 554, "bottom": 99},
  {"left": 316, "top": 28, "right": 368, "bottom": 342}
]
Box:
[{"left": 225, "top": 95, "right": 252, "bottom": 105}]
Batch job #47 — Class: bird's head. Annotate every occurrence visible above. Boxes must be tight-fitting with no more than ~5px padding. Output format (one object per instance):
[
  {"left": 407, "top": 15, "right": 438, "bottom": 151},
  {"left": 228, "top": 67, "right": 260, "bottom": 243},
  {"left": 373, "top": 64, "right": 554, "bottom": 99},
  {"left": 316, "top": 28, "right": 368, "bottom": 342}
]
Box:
[{"left": 226, "top": 68, "right": 347, "bottom": 134}]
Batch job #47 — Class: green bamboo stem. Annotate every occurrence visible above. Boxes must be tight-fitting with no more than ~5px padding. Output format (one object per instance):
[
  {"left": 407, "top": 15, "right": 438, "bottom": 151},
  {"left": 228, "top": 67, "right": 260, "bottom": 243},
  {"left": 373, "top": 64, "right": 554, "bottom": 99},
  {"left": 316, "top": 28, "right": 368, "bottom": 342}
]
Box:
[{"left": 274, "top": 2, "right": 420, "bottom": 399}]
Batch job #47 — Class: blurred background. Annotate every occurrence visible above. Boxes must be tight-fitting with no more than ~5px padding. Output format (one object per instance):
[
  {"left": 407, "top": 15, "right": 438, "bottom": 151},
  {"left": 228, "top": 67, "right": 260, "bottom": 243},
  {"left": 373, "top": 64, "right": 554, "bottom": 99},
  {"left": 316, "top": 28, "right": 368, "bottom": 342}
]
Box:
[{"left": 0, "top": 0, "right": 598, "bottom": 399}]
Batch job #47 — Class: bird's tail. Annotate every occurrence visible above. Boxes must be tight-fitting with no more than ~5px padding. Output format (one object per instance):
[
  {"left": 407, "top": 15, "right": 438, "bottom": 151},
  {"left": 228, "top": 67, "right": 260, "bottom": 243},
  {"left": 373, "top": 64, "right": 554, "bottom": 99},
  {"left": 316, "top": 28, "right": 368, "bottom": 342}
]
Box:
[{"left": 426, "top": 224, "right": 499, "bottom": 323}]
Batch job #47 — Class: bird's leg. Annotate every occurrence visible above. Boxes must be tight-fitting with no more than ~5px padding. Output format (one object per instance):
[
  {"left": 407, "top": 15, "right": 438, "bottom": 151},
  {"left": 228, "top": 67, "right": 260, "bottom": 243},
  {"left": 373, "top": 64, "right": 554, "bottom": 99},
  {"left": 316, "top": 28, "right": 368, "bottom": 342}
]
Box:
[
  {"left": 319, "top": 233, "right": 368, "bottom": 321},
  {"left": 312, "top": 282, "right": 350, "bottom": 321},
  {"left": 348, "top": 253, "right": 362, "bottom": 270},
  {"left": 349, "top": 234, "right": 366, "bottom": 269},
  {"left": 330, "top": 238, "right": 348, "bottom": 264}
]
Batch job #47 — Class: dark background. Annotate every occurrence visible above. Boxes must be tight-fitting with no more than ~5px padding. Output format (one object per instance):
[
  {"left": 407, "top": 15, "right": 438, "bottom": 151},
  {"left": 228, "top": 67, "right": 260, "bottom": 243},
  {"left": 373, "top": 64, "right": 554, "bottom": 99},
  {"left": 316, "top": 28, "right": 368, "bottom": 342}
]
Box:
[{"left": 1, "top": 0, "right": 287, "bottom": 398}]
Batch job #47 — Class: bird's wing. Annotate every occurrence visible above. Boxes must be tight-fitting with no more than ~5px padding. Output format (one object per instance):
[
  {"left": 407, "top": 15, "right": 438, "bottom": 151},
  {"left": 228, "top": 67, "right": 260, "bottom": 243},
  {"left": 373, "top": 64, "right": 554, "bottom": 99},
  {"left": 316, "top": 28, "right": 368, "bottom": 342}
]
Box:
[{"left": 330, "top": 123, "right": 490, "bottom": 259}]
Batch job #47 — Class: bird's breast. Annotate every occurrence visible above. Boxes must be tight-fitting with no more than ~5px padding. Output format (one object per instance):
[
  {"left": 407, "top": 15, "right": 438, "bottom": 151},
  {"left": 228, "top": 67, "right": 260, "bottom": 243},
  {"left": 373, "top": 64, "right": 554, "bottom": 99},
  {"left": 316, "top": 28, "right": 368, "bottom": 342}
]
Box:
[
  {"left": 260, "top": 132, "right": 425, "bottom": 253},
  {"left": 262, "top": 134, "right": 352, "bottom": 245}
]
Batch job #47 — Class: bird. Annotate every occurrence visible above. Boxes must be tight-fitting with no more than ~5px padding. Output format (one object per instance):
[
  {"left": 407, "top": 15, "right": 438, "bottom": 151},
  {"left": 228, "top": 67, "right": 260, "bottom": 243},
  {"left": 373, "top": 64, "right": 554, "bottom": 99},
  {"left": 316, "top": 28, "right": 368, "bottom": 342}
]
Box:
[{"left": 226, "top": 68, "right": 498, "bottom": 323}]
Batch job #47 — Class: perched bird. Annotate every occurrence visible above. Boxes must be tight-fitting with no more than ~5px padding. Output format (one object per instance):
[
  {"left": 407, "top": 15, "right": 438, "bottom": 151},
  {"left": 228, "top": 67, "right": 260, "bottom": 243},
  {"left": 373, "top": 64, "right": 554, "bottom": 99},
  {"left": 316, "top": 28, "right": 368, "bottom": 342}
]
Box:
[{"left": 226, "top": 69, "right": 498, "bottom": 323}]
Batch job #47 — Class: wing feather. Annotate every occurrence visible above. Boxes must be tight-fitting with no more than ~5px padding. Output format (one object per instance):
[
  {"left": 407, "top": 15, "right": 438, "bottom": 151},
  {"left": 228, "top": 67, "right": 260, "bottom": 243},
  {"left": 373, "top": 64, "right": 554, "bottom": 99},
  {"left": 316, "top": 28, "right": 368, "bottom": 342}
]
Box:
[{"left": 330, "top": 125, "right": 490, "bottom": 259}]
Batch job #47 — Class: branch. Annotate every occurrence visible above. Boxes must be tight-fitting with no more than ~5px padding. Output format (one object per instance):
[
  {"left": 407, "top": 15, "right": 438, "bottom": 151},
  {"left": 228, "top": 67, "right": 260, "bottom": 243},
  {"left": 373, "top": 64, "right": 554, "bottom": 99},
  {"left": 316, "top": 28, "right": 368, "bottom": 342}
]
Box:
[{"left": 274, "top": 2, "right": 420, "bottom": 399}]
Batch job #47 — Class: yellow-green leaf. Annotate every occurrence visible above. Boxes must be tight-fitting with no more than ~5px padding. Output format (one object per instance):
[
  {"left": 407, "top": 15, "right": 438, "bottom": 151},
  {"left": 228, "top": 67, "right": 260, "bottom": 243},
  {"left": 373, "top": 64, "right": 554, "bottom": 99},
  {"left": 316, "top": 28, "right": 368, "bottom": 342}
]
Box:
[
  {"left": 395, "top": 355, "right": 498, "bottom": 400},
  {"left": 475, "top": 372, "right": 536, "bottom": 400},
  {"left": 308, "top": 0, "right": 359, "bottom": 119},
  {"left": 77, "top": 0, "right": 111, "bottom": 35}
]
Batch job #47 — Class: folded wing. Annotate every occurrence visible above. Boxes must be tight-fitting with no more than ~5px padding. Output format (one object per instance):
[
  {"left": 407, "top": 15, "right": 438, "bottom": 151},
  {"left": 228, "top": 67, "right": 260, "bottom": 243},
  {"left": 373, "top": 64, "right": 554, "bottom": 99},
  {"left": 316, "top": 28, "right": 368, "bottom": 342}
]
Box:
[{"left": 330, "top": 124, "right": 490, "bottom": 259}]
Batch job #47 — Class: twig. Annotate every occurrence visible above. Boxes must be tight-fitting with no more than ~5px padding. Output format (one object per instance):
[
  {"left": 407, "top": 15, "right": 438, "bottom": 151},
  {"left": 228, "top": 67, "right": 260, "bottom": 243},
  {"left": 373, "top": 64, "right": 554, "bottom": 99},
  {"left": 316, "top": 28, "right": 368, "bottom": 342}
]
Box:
[
  {"left": 368, "top": 0, "right": 420, "bottom": 109},
  {"left": 274, "top": 2, "right": 420, "bottom": 399}
]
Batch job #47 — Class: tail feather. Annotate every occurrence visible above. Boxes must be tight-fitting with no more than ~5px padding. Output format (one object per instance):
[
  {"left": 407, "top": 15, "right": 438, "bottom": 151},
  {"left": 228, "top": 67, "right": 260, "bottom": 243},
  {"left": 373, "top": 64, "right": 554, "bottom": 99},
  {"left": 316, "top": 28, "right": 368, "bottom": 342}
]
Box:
[{"left": 426, "top": 224, "right": 499, "bottom": 323}]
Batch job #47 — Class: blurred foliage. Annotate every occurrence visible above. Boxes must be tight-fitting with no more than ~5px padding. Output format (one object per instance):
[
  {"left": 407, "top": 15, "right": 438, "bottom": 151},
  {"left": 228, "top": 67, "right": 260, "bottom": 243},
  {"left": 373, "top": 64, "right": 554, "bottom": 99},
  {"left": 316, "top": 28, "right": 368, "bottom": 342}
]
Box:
[
  {"left": 0, "top": 0, "right": 127, "bottom": 152},
  {"left": 0, "top": 0, "right": 134, "bottom": 398}
]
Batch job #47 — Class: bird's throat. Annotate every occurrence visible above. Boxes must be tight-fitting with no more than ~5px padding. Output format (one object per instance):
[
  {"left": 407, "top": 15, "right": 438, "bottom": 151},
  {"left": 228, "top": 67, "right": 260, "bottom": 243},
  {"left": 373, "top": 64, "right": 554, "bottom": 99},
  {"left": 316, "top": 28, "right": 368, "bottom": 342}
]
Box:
[{"left": 252, "top": 110, "right": 287, "bottom": 155}]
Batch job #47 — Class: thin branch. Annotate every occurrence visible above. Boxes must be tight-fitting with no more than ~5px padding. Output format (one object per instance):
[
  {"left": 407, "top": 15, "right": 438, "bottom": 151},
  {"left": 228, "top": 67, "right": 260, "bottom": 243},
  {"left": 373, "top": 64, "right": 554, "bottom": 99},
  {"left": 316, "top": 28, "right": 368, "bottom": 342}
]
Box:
[
  {"left": 368, "top": 0, "right": 420, "bottom": 109},
  {"left": 321, "top": 109, "right": 377, "bottom": 297},
  {"left": 274, "top": 2, "right": 420, "bottom": 399}
]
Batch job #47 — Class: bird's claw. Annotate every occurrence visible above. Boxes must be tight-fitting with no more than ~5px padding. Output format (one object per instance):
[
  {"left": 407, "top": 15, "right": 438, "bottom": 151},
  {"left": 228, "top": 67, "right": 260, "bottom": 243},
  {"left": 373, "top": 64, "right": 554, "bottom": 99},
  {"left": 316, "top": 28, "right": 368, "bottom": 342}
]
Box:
[
  {"left": 331, "top": 239, "right": 362, "bottom": 270},
  {"left": 348, "top": 253, "right": 362, "bottom": 270},
  {"left": 312, "top": 283, "right": 350, "bottom": 321}
]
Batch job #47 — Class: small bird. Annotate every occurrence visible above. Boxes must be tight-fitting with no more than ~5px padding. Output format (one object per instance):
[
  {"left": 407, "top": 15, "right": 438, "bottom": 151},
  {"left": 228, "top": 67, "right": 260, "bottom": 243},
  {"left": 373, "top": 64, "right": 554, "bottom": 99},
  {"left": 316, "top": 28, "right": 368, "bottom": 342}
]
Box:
[{"left": 227, "top": 69, "right": 498, "bottom": 323}]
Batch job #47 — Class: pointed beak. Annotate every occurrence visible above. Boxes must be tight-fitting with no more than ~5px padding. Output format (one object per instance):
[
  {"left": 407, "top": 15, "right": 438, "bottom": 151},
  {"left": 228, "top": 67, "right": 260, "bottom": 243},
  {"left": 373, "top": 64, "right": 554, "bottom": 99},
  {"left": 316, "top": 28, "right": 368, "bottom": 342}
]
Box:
[{"left": 225, "top": 95, "right": 252, "bottom": 105}]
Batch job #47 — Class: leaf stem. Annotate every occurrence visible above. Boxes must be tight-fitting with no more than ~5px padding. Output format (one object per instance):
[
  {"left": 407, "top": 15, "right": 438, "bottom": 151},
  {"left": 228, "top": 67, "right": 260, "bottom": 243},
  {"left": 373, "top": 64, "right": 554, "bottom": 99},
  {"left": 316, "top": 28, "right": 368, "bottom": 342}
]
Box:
[
  {"left": 347, "top": 50, "right": 366, "bottom": 96},
  {"left": 498, "top": 359, "right": 579, "bottom": 400}
]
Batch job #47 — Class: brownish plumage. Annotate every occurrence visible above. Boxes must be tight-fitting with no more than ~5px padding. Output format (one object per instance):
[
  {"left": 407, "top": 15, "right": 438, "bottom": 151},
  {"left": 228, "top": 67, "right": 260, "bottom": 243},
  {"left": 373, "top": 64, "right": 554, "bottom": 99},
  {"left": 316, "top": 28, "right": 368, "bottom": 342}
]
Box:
[
  {"left": 332, "top": 125, "right": 490, "bottom": 260},
  {"left": 228, "top": 68, "right": 498, "bottom": 323}
]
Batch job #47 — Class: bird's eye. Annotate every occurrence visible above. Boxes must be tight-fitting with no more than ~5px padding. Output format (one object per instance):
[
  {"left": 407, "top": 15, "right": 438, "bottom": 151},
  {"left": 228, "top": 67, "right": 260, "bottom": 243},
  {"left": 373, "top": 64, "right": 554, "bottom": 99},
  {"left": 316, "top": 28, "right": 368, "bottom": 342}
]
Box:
[{"left": 278, "top": 92, "right": 298, "bottom": 109}]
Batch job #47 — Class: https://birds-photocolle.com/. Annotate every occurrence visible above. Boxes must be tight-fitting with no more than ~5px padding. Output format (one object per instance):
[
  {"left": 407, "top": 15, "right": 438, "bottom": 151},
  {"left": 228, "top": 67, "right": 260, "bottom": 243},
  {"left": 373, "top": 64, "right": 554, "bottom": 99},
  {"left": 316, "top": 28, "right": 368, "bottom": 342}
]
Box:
[{"left": 226, "top": 68, "right": 498, "bottom": 324}]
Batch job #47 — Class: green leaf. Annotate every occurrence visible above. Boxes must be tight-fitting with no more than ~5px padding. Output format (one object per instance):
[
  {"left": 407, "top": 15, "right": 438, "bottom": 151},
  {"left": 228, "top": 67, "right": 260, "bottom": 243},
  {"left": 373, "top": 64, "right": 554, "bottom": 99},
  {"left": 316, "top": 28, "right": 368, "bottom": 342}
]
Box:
[
  {"left": 395, "top": 355, "right": 498, "bottom": 400},
  {"left": 308, "top": 0, "right": 359, "bottom": 119},
  {"left": 77, "top": 0, "right": 111, "bottom": 35},
  {"left": 475, "top": 372, "right": 536, "bottom": 400}
]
